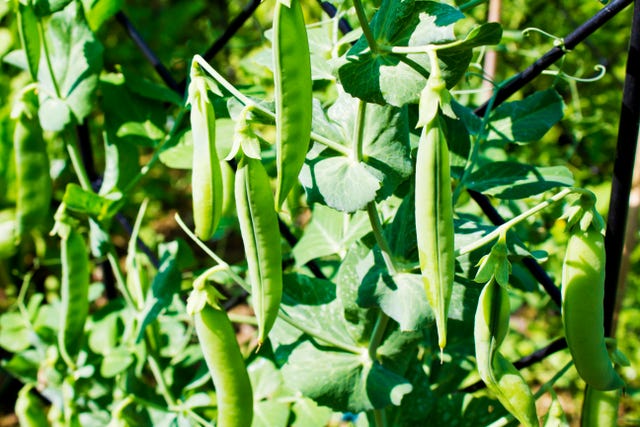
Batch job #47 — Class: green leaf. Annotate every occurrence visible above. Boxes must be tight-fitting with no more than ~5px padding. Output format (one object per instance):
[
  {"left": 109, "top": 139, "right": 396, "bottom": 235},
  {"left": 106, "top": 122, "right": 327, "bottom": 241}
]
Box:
[
  {"left": 101, "top": 346, "right": 134, "bottom": 377},
  {"left": 33, "top": 0, "right": 73, "bottom": 16},
  {"left": 337, "top": 1, "right": 470, "bottom": 106},
  {"left": 100, "top": 73, "right": 167, "bottom": 147},
  {"left": 357, "top": 248, "right": 433, "bottom": 331},
  {"left": 37, "top": 2, "right": 103, "bottom": 131},
  {"left": 0, "top": 312, "right": 31, "bottom": 353},
  {"left": 466, "top": 162, "right": 574, "bottom": 199},
  {"left": 62, "top": 183, "right": 124, "bottom": 222},
  {"left": 135, "top": 240, "right": 192, "bottom": 342},
  {"left": 440, "top": 22, "right": 503, "bottom": 52},
  {"left": 290, "top": 398, "right": 333, "bottom": 427},
  {"left": 82, "top": 0, "right": 123, "bottom": 31},
  {"left": 488, "top": 89, "right": 565, "bottom": 144},
  {"left": 292, "top": 205, "right": 370, "bottom": 267},
  {"left": 99, "top": 132, "right": 140, "bottom": 195},
  {"left": 301, "top": 90, "right": 412, "bottom": 211}
]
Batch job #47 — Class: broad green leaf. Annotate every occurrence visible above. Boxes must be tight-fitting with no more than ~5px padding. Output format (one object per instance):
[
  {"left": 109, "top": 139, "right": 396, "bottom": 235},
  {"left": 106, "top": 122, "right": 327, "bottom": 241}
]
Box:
[
  {"left": 62, "top": 183, "right": 123, "bottom": 222},
  {"left": 33, "top": 0, "right": 72, "bottom": 16},
  {"left": 292, "top": 205, "right": 370, "bottom": 267},
  {"left": 99, "top": 132, "right": 139, "bottom": 195},
  {"left": 276, "top": 337, "right": 412, "bottom": 412},
  {"left": 357, "top": 248, "right": 433, "bottom": 331},
  {"left": 0, "top": 312, "right": 31, "bottom": 352},
  {"left": 37, "top": 2, "right": 103, "bottom": 131},
  {"left": 82, "top": 0, "right": 123, "bottom": 31},
  {"left": 100, "top": 73, "right": 167, "bottom": 147},
  {"left": 466, "top": 162, "right": 574, "bottom": 199},
  {"left": 300, "top": 90, "right": 412, "bottom": 211},
  {"left": 101, "top": 346, "right": 134, "bottom": 377},
  {"left": 290, "top": 398, "right": 333, "bottom": 427},
  {"left": 122, "top": 67, "right": 183, "bottom": 106},
  {"left": 440, "top": 22, "right": 503, "bottom": 52},
  {"left": 488, "top": 89, "right": 565, "bottom": 144},
  {"left": 385, "top": 195, "right": 417, "bottom": 264},
  {"left": 87, "top": 300, "right": 123, "bottom": 355},
  {"left": 336, "top": 240, "right": 378, "bottom": 344},
  {"left": 442, "top": 114, "right": 471, "bottom": 179},
  {"left": 253, "top": 400, "right": 290, "bottom": 427},
  {"left": 337, "top": 1, "right": 470, "bottom": 106}
]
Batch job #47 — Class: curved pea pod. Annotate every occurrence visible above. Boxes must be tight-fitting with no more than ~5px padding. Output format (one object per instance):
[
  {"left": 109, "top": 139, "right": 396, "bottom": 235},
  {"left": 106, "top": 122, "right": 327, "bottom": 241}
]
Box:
[
  {"left": 415, "top": 116, "right": 454, "bottom": 351},
  {"left": 58, "top": 228, "right": 90, "bottom": 360},
  {"left": 581, "top": 386, "right": 621, "bottom": 427},
  {"left": 13, "top": 97, "right": 52, "bottom": 241},
  {"left": 194, "top": 303, "right": 254, "bottom": 427},
  {"left": 235, "top": 157, "right": 283, "bottom": 344},
  {"left": 561, "top": 229, "right": 624, "bottom": 390},
  {"left": 188, "top": 69, "right": 223, "bottom": 241},
  {"left": 273, "top": 0, "right": 312, "bottom": 210},
  {"left": 15, "top": 384, "right": 48, "bottom": 427},
  {"left": 474, "top": 279, "right": 538, "bottom": 427}
]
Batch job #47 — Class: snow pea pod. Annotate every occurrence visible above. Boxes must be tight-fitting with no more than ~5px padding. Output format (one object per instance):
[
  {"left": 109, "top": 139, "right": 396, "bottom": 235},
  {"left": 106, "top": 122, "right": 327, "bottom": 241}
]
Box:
[
  {"left": 235, "top": 156, "right": 283, "bottom": 344},
  {"left": 273, "top": 0, "right": 312, "bottom": 210},
  {"left": 58, "top": 227, "right": 89, "bottom": 361},
  {"left": 581, "top": 385, "right": 620, "bottom": 427},
  {"left": 561, "top": 228, "right": 624, "bottom": 390},
  {"left": 188, "top": 64, "right": 223, "bottom": 241},
  {"left": 13, "top": 94, "right": 52, "bottom": 241},
  {"left": 415, "top": 116, "right": 454, "bottom": 351},
  {"left": 474, "top": 279, "right": 538, "bottom": 427},
  {"left": 195, "top": 303, "right": 254, "bottom": 427}
]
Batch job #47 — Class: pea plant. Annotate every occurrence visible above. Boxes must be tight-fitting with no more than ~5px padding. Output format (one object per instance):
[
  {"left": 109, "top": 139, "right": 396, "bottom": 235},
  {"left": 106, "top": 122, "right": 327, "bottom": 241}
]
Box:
[{"left": 1, "top": 0, "right": 636, "bottom": 426}]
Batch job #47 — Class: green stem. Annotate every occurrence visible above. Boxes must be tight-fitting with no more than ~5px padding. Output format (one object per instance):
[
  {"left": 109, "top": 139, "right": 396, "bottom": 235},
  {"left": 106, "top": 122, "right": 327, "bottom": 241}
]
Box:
[
  {"left": 193, "top": 55, "right": 350, "bottom": 157},
  {"left": 147, "top": 353, "right": 178, "bottom": 408},
  {"left": 228, "top": 313, "right": 259, "bottom": 326},
  {"left": 373, "top": 408, "right": 388, "bottom": 427},
  {"left": 368, "top": 311, "right": 390, "bottom": 361},
  {"left": 64, "top": 131, "right": 92, "bottom": 191},
  {"left": 107, "top": 250, "right": 137, "bottom": 309},
  {"left": 353, "top": 100, "right": 367, "bottom": 161},
  {"left": 366, "top": 203, "right": 397, "bottom": 275},
  {"left": 38, "top": 20, "right": 61, "bottom": 98},
  {"left": 353, "top": 0, "right": 378, "bottom": 52},
  {"left": 457, "top": 187, "right": 575, "bottom": 256},
  {"left": 458, "top": 0, "right": 489, "bottom": 12},
  {"left": 533, "top": 360, "right": 574, "bottom": 400},
  {"left": 175, "top": 213, "right": 249, "bottom": 290}
]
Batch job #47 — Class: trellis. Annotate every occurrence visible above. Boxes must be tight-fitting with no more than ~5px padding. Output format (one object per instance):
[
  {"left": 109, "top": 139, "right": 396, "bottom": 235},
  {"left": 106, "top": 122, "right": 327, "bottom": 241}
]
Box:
[{"left": 81, "top": 0, "right": 640, "bottom": 385}]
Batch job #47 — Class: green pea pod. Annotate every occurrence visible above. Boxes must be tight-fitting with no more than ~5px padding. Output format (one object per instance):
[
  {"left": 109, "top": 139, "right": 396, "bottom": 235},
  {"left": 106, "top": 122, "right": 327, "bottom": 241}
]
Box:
[
  {"left": 475, "top": 279, "right": 538, "bottom": 427},
  {"left": 15, "top": 385, "right": 48, "bottom": 427},
  {"left": 561, "top": 229, "right": 624, "bottom": 390},
  {"left": 581, "top": 386, "right": 620, "bottom": 427},
  {"left": 235, "top": 156, "right": 283, "bottom": 344},
  {"left": 415, "top": 116, "right": 454, "bottom": 351},
  {"left": 273, "top": 0, "right": 312, "bottom": 210},
  {"left": 58, "top": 228, "right": 89, "bottom": 361},
  {"left": 188, "top": 66, "right": 223, "bottom": 241},
  {"left": 13, "top": 94, "right": 52, "bottom": 241},
  {"left": 16, "top": 2, "right": 40, "bottom": 81},
  {"left": 195, "top": 303, "right": 254, "bottom": 427}
]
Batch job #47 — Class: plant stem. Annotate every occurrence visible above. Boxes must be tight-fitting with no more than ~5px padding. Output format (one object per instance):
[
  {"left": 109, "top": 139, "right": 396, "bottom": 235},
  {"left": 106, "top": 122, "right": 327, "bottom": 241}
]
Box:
[
  {"left": 38, "top": 20, "right": 62, "bottom": 98},
  {"left": 373, "top": 408, "right": 388, "bottom": 427},
  {"left": 366, "top": 203, "right": 397, "bottom": 275},
  {"left": 353, "top": 100, "right": 367, "bottom": 161},
  {"left": 368, "top": 311, "right": 390, "bottom": 361},
  {"left": 459, "top": 0, "right": 489, "bottom": 12},
  {"left": 147, "top": 353, "right": 178, "bottom": 408},
  {"left": 64, "top": 131, "right": 93, "bottom": 191},
  {"left": 107, "top": 250, "right": 137, "bottom": 309},
  {"left": 352, "top": 0, "right": 378, "bottom": 52},
  {"left": 456, "top": 187, "right": 574, "bottom": 256}
]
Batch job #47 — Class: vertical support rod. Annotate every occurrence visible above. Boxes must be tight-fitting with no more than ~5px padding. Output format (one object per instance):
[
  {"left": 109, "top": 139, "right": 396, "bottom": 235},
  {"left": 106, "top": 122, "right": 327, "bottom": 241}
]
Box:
[{"left": 604, "top": 0, "right": 640, "bottom": 337}]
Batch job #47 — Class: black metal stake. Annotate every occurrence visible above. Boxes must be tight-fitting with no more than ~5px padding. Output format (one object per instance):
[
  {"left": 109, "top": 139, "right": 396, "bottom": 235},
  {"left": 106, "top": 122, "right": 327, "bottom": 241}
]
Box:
[{"left": 604, "top": 0, "right": 640, "bottom": 337}]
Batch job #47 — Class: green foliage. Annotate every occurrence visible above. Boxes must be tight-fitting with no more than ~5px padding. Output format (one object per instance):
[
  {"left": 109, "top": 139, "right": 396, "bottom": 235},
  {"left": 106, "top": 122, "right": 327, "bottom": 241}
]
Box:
[{"left": 0, "top": 0, "right": 635, "bottom": 426}]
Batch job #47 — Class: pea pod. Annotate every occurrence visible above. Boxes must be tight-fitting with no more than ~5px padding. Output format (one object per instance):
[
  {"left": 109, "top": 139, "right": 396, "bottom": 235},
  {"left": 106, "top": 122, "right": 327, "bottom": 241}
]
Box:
[
  {"left": 474, "top": 279, "right": 538, "bottom": 427},
  {"left": 188, "top": 64, "right": 223, "bottom": 241},
  {"left": 273, "top": 0, "right": 312, "bottom": 210},
  {"left": 194, "top": 303, "right": 254, "bottom": 427},
  {"left": 58, "top": 227, "right": 89, "bottom": 361},
  {"left": 16, "top": 1, "right": 40, "bottom": 81},
  {"left": 580, "top": 385, "right": 621, "bottom": 427},
  {"left": 415, "top": 116, "right": 454, "bottom": 351},
  {"left": 13, "top": 93, "right": 52, "bottom": 242},
  {"left": 561, "top": 229, "right": 624, "bottom": 390},
  {"left": 235, "top": 156, "right": 283, "bottom": 344},
  {"left": 15, "top": 384, "right": 48, "bottom": 427}
]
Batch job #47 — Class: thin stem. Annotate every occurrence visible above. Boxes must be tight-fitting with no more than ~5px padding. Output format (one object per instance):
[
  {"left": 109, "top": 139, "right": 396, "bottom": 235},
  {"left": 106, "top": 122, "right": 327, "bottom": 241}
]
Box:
[
  {"left": 38, "top": 21, "right": 61, "bottom": 98},
  {"left": 532, "top": 360, "right": 574, "bottom": 399},
  {"left": 366, "top": 203, "right": 397, "bottom": 275},
  {"left": 175, "top": 214, "right": 249, "bottom": 290},
  {"left": 106, "top": 250, "right": 137, "bottom": 309},
  {"left": 353, "top": 100, "right": 367, "bottom": 161},
  {"left": 459, "top": 0, "right": 489, "bottom": 12},
  {"left": 373, "top": 408, "right": 388, "bottom": 427},
  {"left": 457, "top": 187, "right": 574, "bottom": 256},
  {"left": 353, "top": 0, "right": 378, "bottom": 52},
  {"left": 228, "top": 313, "right": 259, "bottom": 326},
  {"left": 147, "top": 353, "right": 178, "bottom": 408},
  {"left": 368, "top": 311, "right": 390, "bottom": 361},
  {"left": 64, "top": 131, "right": 93, "bottom": 191}
]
